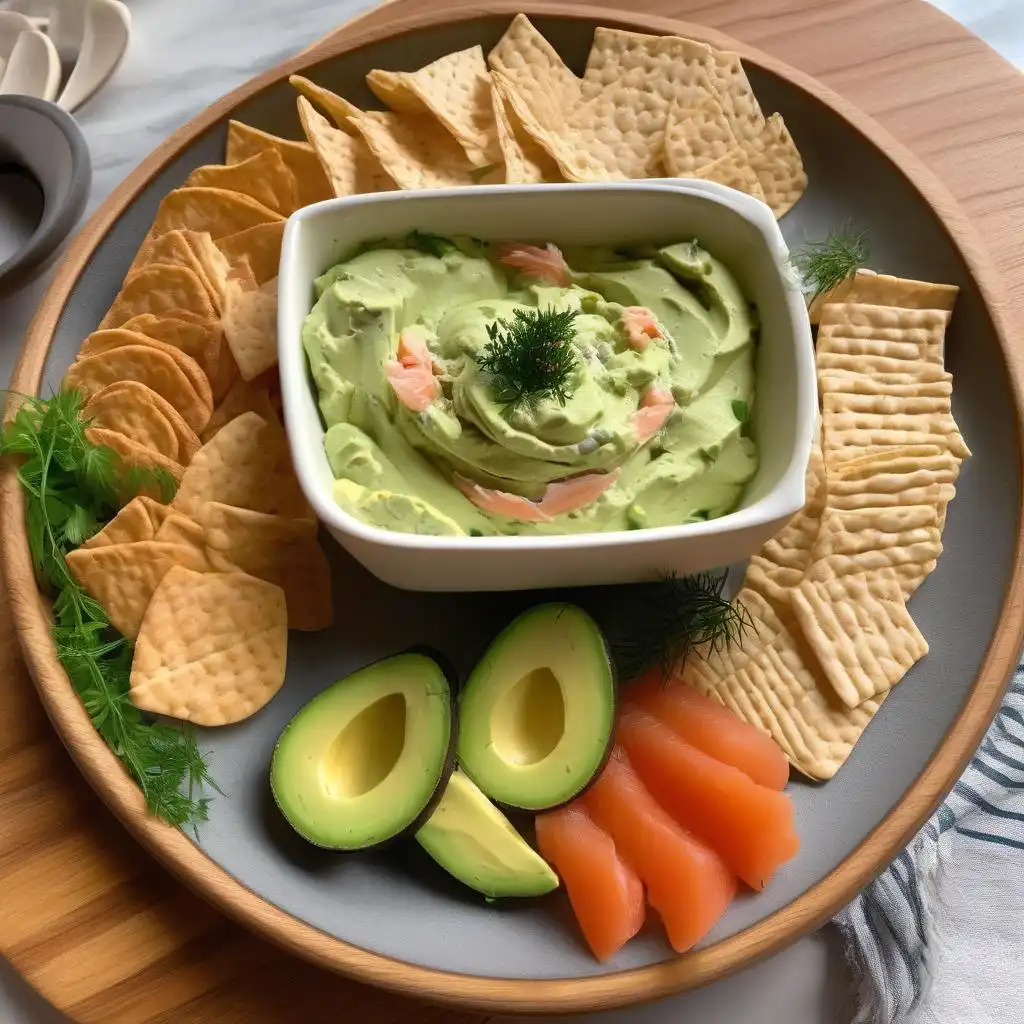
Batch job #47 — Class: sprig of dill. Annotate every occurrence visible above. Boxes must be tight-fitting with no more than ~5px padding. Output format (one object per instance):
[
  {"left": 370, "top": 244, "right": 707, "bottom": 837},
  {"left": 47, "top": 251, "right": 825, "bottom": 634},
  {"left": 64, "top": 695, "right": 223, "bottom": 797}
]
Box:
[
  {"left": 478, "top": 307, "right": 579, "bottom": 415},
  {"left": 0, "top": 389, "right": 217, "bottom": 830},
  {"left": 603, "top": 571, "right": 752, "bottom": 683},
  {"left": 790, "top": 224, "right": 871, "bottom": 301}
]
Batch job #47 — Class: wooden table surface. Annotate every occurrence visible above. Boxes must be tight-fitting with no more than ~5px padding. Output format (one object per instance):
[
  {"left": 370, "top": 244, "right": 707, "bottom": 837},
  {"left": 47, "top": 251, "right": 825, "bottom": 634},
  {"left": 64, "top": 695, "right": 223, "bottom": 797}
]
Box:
[{"left": 4, "top": 0, "right": 1024, "bottom": 1020}]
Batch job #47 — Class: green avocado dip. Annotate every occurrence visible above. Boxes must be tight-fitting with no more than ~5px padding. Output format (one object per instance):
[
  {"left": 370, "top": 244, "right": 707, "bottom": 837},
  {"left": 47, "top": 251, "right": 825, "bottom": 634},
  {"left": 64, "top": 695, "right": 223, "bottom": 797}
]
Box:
[{"left": 301, "top": 234, "right": 758, "bottom": 537}]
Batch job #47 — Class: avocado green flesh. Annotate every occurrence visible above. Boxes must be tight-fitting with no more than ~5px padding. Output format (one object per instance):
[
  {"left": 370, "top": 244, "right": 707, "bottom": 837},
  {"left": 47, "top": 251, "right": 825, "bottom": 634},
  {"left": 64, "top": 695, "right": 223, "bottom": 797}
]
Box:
[
  {"left": 416, "top": 770, "right": 559, "bottom": 898},
  {"left": 458, "top": 604, "right": 616, "bottom": 811},
  {"left": 302, "top": 237, "right": 757, "bottom": 536},
  {"left": 271, "top": 653, "right": 453, "bottom": 850}
]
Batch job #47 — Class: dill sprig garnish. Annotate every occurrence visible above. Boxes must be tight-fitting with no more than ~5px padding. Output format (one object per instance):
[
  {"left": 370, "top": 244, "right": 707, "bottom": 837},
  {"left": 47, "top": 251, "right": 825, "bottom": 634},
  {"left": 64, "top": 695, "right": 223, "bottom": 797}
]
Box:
[
  {"left": 790, "top": 224, "right": 871, "bottom": 301},
  {"left": 478, "top": 307, "right": 579, "bottom": 415},
  {"left": 1, "top": 389, "right": 217, "bottom": 831},
  {"left": 603, "top": 571, "right": 752, "bottom": 683}
]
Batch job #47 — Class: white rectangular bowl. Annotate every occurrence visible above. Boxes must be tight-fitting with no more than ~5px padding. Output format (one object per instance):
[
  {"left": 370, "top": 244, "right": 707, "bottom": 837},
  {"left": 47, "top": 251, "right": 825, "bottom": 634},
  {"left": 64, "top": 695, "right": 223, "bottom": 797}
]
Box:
[{"left": 278, "top": 182, "right": 816, "bottom": 592}]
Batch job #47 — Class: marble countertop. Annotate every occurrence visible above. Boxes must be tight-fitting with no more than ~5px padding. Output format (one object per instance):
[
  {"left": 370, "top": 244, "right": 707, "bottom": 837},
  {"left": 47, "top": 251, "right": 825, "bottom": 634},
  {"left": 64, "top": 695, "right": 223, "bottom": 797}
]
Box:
[{"left": 1, "top": 1, "right": 1020, "bottom": 1021}]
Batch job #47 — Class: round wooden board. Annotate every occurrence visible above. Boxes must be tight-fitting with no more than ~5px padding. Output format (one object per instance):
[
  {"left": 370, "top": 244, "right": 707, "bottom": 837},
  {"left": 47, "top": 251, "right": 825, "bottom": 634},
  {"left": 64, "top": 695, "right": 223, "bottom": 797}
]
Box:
[{"left": 4, "top": 0, "right": 1024, "bottom": 1019}]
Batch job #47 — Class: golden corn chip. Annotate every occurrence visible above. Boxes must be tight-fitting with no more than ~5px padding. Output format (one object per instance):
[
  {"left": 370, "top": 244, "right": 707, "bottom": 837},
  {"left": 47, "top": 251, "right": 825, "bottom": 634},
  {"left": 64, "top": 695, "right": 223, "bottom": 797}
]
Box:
[
  {"left": 367, "top": 46, "right": 503, "bottom": 168},
  {"left": 65, "top": 346, "right": 212, "bottom": 434},
  {"left": 84, "top": 380, "right": 201, "bottom": 466},
  {"left": 172, "top": 411, "right": 310, "bottom": 520},
  {"left": 694, "top": 148, "right": 766, "bottom": 201},
  {"left": 148, "top": 187, "right": 283, "bottom": 245},
  {"left": 216, "top": 221, "right": 285, "bottom": 286},
  {"left": 723, "top": 635, "right": 884, "bottom": 781},
  {"left": 808, "top": 269, "right": 959, "bottom": 323},
  {"left": 289, "top": 74, "right": 363, "bottom": 131},
  {"left": 792, "top": 570, "right": 928, "bottom": 708},
  {"left": 99, "top": 264, "right": 216, "bottom": 331},
  {"left": 825, "top": 444, "right": 959, "bottom": 511},
  {"left": 347, "top": 106, "right": 478, "bottom": 189},
  {"left": 80, "top": 495, "right": 169, "bottom": 550},
  {"left": 709, "top": 50, "right": 765, "bottom": 142},
  {"left": 201, "top": 372, "right": 279, "bottom": 442},
  {"left": 197, "top": 502, "right": 332, "bottom": 631},
  {"left": 221, "top": 276, "right": 279, "bottom": 381},
  {"left": 66, "top": 540, "right": 206, "bottom": 639},
  {"left": 807, "top": 505, "right": 942, "bottom": 598},
  {"left": 745, "top": 114, "right": 807, "bottom": 217},
  {"left": 130, "top": 566, "right": 287, "bottom": 726},
  {"left": 296, "top": 97, "right": 395, "bottom": 197},
  {"left": 490, "top": 78, "right": 560, "bottom": 184},
  {"left": 663, "top": 94, "right": 737, "bottom": 177},
  {"left": 225, "top": 120, "right": 333, "bottom": 209},
  {"left": 184, "top": 149, "right": 299, "bottom": 217}
]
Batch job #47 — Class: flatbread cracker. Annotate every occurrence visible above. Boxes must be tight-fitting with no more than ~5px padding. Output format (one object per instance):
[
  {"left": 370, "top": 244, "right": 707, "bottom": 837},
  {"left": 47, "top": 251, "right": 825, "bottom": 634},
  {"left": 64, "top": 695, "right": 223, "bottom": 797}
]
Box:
[
  {"left": 824, "top": 444, "right": 959, "bottom": 511},
  {"left": 224, "top": 120, "right": 332, "bottom": 209},
  {"left": 202, "top": 372, "right": 278, "bottom": 442},
  {"left": 745, "top": 114, "right": 807, "bottom": 217},
  {"left": 216, "top": 222, "right": 285, "bottom": 286},
  {"left": 66, "top": 540, "right": 207, "bottom": 639},
  {"left": 184, "top": 149, "right": 299, "bottom": 217},
  {"left": 663, "top": 94, "right": 737, "bottom": 176},
  {"left": 80, "top": 496, "right": 169, "bottom": 550},
  {"left": 130, "top": 566, "right": 287, "bottom": 726},
  {"left": 809, "top": 270, "right": 959, "bottom": 323},
  {"left": 817, "top": 302, "right": 950, "bottom": 365},
  {"left": 694, "top": 148, "right": 766, "bottom": 201},
  {"left": 792, "top": 570, "right": 928, "bottom": 708},
  {"left": 491, "top": 75, "right": 561, "bottom": 184},
  {"left": 99, "top": 264, "right": 216, "bottom": 331},
  {"left": 222, "top": 276, "right": 279, "bottom": 381},
  {"left": 806, "top": 504, "right": 942, "bottom": 598}
]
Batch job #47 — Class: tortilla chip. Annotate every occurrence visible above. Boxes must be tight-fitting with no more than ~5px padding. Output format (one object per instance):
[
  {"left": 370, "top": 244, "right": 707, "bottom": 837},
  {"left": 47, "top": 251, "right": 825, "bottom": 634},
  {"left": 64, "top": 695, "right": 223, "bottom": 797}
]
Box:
[
  {"left": 80, "top": 496, "right": 169, "bottom": 550},
  {"left": 172, "top": 411, "right": 310, "bottom": 520},
  {"left": 83, "top": 380, "right": 201, "bottom": 466},
  {"left": 66, "top": 540, "right": 206, "bottom": 639},
  {"left": 99, "top": 264, "right": 216, "bottom": 331},
  {"left": 806, "top": 505, "right": 943, "bottom": 598},
  {"left": 296, "top": 96, "right": 395, "bottom": 197},
  {"left": 224, "top": 120, "right": 333, "bottom": 209},
  {"left": 368, "top": 46, "right": 503, "bottom": 168},
  {"left": 148, "top": 187, "right": 283, "bottom": 245},
  {"left": 216, "top": 221, "right": 286, "bottom": 286},
  {"left": 221, "top": 276, "right": 279, "bottom": 381},
  {"left": 490, "top": 78, "right": 560, "bottom": 184},
  {"left": 184, "top": 149, "right": 299, "bottom": 217},
  {"left": 130, "top": 566, "right": 287, "bottom": 726},
  {"left": 791, "top": 570, "right": 928, "bottom": 708},
  {"left": 65, "top": 346, "right": 212, "bottom": 433},
  {"left": 197, "top": 502, "right": 331, "bottom": 631}
]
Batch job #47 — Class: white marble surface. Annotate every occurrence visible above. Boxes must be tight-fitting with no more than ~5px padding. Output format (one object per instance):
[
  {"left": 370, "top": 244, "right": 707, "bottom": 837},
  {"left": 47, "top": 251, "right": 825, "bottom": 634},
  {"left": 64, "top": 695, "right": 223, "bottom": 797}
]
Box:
[{"left": 0, "top": 1, "right": 1020, "bottom": 1022}]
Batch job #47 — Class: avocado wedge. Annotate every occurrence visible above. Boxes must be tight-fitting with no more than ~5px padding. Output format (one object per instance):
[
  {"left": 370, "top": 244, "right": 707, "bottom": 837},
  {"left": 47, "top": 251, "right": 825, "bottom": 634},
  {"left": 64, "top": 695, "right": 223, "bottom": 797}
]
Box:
[
  {"left": 271, "top": 652, "right": 455, "bottom": 850},
  {"left": 416, "top": 770, "right": 558, "bottom": 898},
  {"left": 458, "top": 604, "right": 616, "bottom": 811}
]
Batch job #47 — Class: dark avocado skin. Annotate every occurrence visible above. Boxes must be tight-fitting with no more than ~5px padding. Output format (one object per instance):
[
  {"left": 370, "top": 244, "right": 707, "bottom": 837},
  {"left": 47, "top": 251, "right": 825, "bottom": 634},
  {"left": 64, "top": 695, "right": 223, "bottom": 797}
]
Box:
[
  {"left": 269, "top": 648, "right": 458, "bottom": 852},
  {"left": 459, "top": 604, "right": 619, "bottom": 813}
]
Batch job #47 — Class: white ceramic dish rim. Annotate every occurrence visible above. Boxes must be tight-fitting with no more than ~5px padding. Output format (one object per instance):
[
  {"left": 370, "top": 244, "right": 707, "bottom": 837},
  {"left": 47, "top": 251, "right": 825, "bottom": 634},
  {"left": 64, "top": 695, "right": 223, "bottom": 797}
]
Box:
[{"left": 278, "top": 180, "right": 817, "bottom": 555}]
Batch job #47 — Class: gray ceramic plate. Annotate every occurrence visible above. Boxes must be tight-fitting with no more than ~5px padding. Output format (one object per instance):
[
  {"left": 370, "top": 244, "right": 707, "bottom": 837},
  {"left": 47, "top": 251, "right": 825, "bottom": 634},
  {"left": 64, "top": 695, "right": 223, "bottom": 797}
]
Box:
[{"left": 8, "top": 5, "right": 1023, "bottom": 1013}]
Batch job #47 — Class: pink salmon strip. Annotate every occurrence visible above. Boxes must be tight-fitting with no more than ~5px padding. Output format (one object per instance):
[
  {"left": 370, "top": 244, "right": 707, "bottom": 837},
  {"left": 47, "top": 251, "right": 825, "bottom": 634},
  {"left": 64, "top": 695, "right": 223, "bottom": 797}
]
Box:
[
  {"left": 495, "top": 242, "right": 571, "bottom": 286},
  {"left": 632, "top": 386, "right": 675, "bottom": 442},
  {"left": 386, "top": 327, "right": 441, "bottom": 412},
  {"left": 620, "top": 306, "right": 661, "bottom": 351}
]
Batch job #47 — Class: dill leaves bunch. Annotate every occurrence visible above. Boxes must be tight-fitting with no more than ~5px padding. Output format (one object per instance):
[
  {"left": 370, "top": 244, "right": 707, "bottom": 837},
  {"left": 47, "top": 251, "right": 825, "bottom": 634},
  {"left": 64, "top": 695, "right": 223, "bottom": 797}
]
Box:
[
  {"left": 790, "top": 225, "right": 871, "bottom": 301},
  {"left": 0, "top": 389, "right": 217, "bottom": 830},
  {"left": 478, "top": 307, "right": 580, "bottom": 415}
]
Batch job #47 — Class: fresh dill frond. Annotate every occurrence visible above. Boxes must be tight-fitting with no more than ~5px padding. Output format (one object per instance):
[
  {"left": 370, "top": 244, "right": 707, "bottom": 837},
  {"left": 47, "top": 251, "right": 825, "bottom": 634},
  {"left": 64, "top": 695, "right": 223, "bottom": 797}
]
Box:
[
  {"left": 790, "top": 224, "right": 871, "bottom": 301},
  {"left": 603, "top": 571, "right": 752, "bottom": 682},
  {"left": 478, "top": 307, "right": 580, "bottom": 415},
  {"left": 0, "top": 388, "right": 215, "bottom": 830}
]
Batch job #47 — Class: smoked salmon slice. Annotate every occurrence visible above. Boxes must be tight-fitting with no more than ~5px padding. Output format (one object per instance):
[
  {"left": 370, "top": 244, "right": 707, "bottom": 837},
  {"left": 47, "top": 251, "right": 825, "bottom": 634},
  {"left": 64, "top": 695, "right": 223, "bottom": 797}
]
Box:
[
  {"left": 453, "top": 476, "right": 551, "bottom": 522},
  {"left": 620, "top": 306, "right": 662, "bottom": 351},
  {"left": 630, "top": 672, "right": 791, "bottom": 791},
  {"left": 579, "top": 745, "right": 736, "bottom": 953},
  {"left": 617, "top": 706, "right": 800, "bottom": 890},
  {"left": 495, "top": 242, "right": 572, "bottom": 286},
  {"left": 386, "top": 327, "right": 441, "bottom": 412},
  {"left": 631, "top": 385, "right": 675, "bottom": 442},
  {"left": 540, "top": 469, "right": 620, "bottom": 517},
  {"left": 535, "top": 804, "right": 645, "bottom": 962}
]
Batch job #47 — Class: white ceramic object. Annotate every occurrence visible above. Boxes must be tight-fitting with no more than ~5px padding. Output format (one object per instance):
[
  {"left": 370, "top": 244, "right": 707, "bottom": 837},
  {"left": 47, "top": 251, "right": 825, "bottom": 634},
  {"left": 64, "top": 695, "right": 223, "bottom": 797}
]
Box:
[
  {"left": 278, "top": 182, "right": 816, "bottom": 592},
  {"left": 56, "top": 0, "right": 130, "bottom": 112},
  {"left": 0, "top": 26, "right": 59, "bottom": 100},
  {"left": 0, "top": 10, "right": 35, "bottom": 82},
  {"left": 47, "top": 0, "right": 86, "bottom": 64}
]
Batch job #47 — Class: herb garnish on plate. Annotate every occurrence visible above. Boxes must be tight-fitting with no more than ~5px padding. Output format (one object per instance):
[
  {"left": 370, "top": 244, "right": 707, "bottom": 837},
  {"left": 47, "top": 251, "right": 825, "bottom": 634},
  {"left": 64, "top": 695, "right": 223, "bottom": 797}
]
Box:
[
  {"left": 479, "top": 306, "right": 580, "bottom": 415},
  {"left": 790, "top": 224, "right": 871, "bottom": 301},
  {"left": 1, "top": 390, "right": 218, "bottom": 830}
]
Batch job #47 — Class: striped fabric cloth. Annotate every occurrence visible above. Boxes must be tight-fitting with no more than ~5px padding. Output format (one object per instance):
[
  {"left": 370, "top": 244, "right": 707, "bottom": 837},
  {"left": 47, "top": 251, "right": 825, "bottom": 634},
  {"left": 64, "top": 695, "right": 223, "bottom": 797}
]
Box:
[{"left": 834, "top": 670, "right": 1024, "bottom": 1023}]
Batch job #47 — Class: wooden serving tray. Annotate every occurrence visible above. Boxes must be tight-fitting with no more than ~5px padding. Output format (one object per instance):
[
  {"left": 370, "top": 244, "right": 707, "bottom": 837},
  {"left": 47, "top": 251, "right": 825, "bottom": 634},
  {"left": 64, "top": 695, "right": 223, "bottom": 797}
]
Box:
[{"left": 3, "top": 0, "right": 1024, "bottom": 1020}]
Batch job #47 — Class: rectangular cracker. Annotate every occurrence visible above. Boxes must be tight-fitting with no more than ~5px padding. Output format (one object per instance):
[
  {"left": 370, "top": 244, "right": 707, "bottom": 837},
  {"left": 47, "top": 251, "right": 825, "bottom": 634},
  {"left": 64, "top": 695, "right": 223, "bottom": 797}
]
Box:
[
  {"left": 791, "top": 569, "right": 928, "bottom": 708},
  {"left": 817, "top": 303, "right": 950, "bottom": 364},
  {"left": 809, "top": 269, "right": 959, "bottom": 323},
  {"left": 824, "top": 444, "right": 959, "bottom": 511},
  {"left": 806, "top": 505, "right": 942, "bottom": 598}
]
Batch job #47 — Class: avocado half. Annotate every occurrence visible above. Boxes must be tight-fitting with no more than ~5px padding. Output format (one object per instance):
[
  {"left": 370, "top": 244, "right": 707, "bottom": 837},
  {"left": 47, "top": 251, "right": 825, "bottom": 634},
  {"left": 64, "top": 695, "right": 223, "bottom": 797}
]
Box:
[
  {"left": 457, "top": 604, "right": 616, "bottom": 811},
  {"left": 271, "top": 652, "right": 455, "bottom": 850},
  {"left": 416, "top": 770, "right": 559, "bottom": 898}
]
